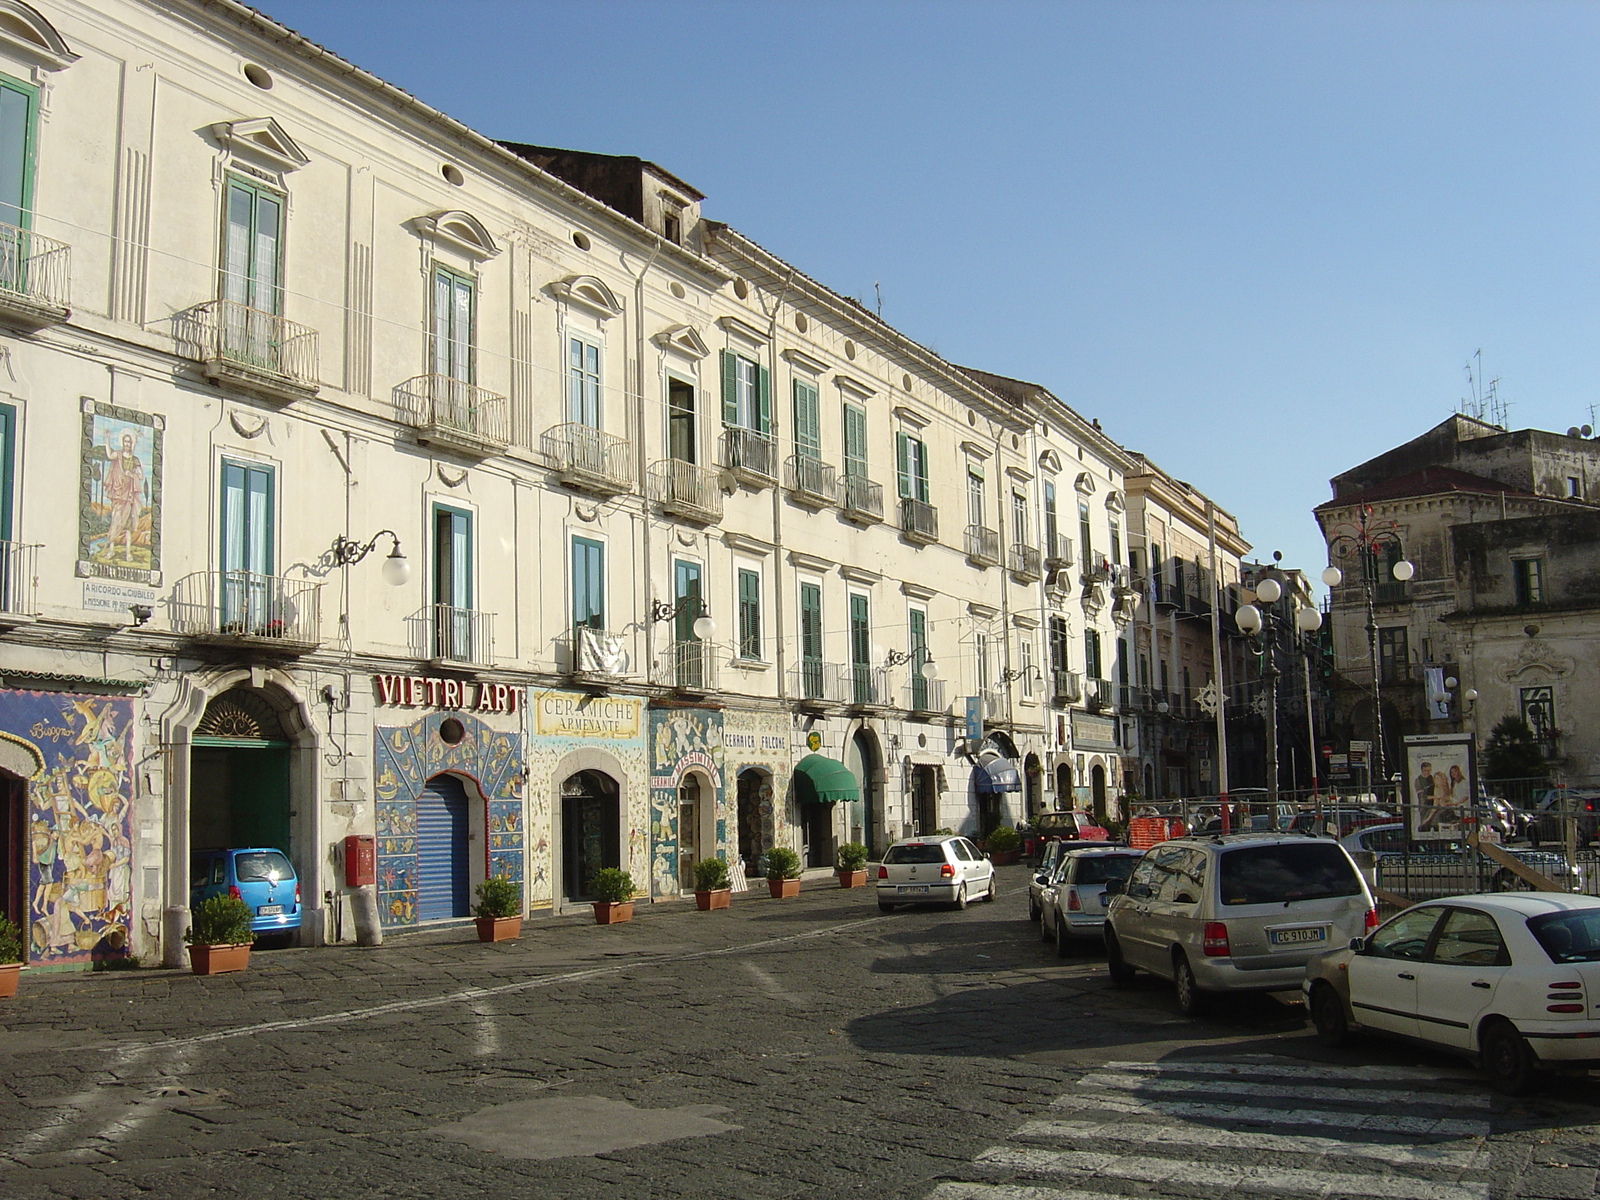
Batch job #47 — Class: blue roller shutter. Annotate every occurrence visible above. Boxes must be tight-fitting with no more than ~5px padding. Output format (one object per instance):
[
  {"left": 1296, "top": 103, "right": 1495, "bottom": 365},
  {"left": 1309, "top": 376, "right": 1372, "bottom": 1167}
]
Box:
[{"left": 415, "top": 774, "right": 470, "bottom": 921}]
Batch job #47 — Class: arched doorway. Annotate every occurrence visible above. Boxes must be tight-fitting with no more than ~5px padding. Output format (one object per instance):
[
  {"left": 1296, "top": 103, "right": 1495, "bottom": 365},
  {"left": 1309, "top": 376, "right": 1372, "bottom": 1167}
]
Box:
[
  {"left": 562, "top": 769, "right": 620, "bottom": 902},
  {"left": 191, "top": 687, "right": 293, "bottom": 856},
  {"left": 736, "top": 768, "right": 767, "bottom": 874},
  {"left": 844, "top": 729, "right": 881, "bottom": 856},
  {"left": 677, "top": 772, "right": 716, "bottom": 890},
  {"left": 911, "top": 765, "right": 939, "bottom": 836},
  {"left": 416, "top": 773, "right": 471, "bottom": 921},
  {"left": 1091, "top": 763, "right": 1108, "bottom": 825},
  {"left": 1056, "top": 763, "right": 1073, "bottom": 809},
  {"left": 1023, "top": 754, "right": 1043, "bottom": 821}
]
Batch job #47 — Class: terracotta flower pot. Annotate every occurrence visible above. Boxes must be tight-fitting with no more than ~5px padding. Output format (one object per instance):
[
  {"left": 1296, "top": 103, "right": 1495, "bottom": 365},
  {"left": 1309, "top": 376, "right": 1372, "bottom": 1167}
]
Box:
[
  {"left": 475, "top": 915, "right": 523, "bottom": 942},
  {"left": 188, "top": 943, "right": 251, "bottom": 976},
  {"left": 767, "top": 877, "right": 801, "bottom": 898},
  {"left": 836, "top": 868, "right": 868, "bottom": 889},
  {"left": 592, "top": 901, "right": 634, "bottom": 925},
  {"left": 0, "top": 962, "right": 21, "bottom": 997},
  {"left": 695, "top": 888, "right": 731, "bottom": 911},
  {"left": 989, "top": 850, "right": 1021, "bottom": 866}
]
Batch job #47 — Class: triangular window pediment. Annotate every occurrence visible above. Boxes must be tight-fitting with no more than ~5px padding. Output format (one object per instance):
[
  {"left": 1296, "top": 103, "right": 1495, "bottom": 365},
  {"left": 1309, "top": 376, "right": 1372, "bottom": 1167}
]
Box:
[
  {"left": 548, "top": 274, "right": 622, "bottom": 319},
  {"left": 412, "top": 210, "right": 499, "bottom": 261},
  {"left": 1075, "top": 471, "right": 1096, "bottom": 495},
  {"left": 0, "top": 1, "right": 77, "bottom": 69},
  {"left": 210, "top": 117, "right": 309, "bottom": 174},
  {"left": 652, "top": 323, "right": 709, "bottom": 359}
]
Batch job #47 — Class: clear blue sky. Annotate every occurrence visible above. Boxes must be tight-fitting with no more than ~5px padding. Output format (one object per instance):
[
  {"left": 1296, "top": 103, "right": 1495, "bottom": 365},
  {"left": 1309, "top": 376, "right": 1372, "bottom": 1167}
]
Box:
[{"left": 255, "top": 0, "right": 1600, "bottom": 580}]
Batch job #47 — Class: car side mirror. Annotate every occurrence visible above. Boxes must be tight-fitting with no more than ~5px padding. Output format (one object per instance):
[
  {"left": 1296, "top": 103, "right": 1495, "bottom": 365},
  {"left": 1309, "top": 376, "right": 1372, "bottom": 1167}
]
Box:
[
  {"left": 982, "top": 850, "right": 991, "bottom": 860},
  {"left": 1348, "top": 937, "right": 1365, "bottom": 952},
  {"left": 1103, "top": 878, "right": 1125, "bottom": 897}
]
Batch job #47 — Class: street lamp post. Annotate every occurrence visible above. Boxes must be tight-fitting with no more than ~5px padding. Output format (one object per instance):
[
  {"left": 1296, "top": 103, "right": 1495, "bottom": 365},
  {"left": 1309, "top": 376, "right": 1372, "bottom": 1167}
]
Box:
[
  {"left": 1234, "top": 561, "right": 1324, "bottom": 808},
  {"left": 1322, "top": 506, "right": 1414, "bottom": 799}
]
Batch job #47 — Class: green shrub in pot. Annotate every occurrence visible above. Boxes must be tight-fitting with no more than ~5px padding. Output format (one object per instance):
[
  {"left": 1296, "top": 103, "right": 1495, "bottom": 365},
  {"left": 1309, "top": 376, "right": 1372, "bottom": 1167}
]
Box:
[
  {"left": 693, "top": 857, "right": 730, "bottom": 892},
  {"left": 836, "top": 842, "right": 868, "bottom": 872},
  {"left": 764, "top": 846, "right": 801, "bottom": 881},
  {"left": 589, "top": 868, "right": 636, "bottom": 904}
]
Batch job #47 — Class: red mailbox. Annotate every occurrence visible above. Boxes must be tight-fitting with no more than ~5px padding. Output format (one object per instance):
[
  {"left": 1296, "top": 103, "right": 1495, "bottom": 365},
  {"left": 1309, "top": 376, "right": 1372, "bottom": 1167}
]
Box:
[{"left": 344, "top": 834, "right": 375, "bottom": 888}]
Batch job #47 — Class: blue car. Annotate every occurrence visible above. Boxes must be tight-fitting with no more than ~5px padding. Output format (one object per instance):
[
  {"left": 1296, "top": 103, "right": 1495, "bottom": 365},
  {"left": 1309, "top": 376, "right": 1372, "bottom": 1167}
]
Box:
[{"left": 190, "top": 848, "right": 302, "bottom": 942}]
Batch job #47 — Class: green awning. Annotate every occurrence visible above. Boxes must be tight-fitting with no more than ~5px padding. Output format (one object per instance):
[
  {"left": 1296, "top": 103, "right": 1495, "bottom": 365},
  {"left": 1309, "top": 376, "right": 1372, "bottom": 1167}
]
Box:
[{"left": 794, "top": 753, "right": 859, "bottom": 803}]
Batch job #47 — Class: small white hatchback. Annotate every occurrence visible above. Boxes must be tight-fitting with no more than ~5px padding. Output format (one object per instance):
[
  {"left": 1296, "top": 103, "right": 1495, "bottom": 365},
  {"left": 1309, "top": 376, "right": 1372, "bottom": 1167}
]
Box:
[{"left": 876, "top": 834, "right": 997, "bottom": 912}]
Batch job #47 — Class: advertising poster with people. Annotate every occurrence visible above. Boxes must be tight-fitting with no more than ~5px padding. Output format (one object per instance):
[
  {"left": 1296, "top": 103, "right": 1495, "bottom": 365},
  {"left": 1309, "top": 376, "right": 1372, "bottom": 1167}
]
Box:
[{"left": 1403, "top": 733, "right": 1476, "bottom": 840}]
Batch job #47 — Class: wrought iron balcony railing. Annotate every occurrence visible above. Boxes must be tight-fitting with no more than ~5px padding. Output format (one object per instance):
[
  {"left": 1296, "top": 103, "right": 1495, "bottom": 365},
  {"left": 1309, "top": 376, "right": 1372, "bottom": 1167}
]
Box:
[
  {"left": 0, "top": 538, "right": 39, "bottom": 622},
  {"left": 1044, "top": 533, "right": 1074, "bottom": 569},
  {"left": 721, "top": 426, "right": 776, "bottom": 486},
  {"left": 790, "top": 659, "right": 842, "bottom": 704},
  {"left": 649, "top": 459, "right": 723, "bottom": 524},
  {"left": 171, "top": 571, "right": 322, "bottom": 650},
  {"left": 1009, "top": 543, "right": 1042, "bottom": 581},
  {"left": 839, "top": 473, "right": 883, "bottom": 523},
  {"left": 176, "top": 300, "right": 320, "bottom": 402},
  {"left": 408, "top": 604, "right": 495, "bottom": 666},
  {"left": 654, "top": 639, "right": 719, "bottom": 693},
  {"left": 785, "top": 455, "right": 837, "bottom": 507},
  {"left": 1051, "top": 669, "right": 1082, "bottom": 704},
  {"left": 900, "top": 497, "right": 939, "bottom": 545},
  {"left": 394, "top": 374, "right": 510, "bottom": 456},
  {"left": 906, "top": 676, "right": 948, "bottom": 714},
  {"left": 1086, "top": 678, "right": 1115, "bottom": 710},
  {"left": 847, "top": 662, "right": 889, "bottom": 707},
  {"left": 542, "top": 423, "right": 632, "bottom": 495},
  {"left": 964, "top": 524, "right": 1000, "bottom": 567},
  {"left": 0, "top": 220, "right": 69, "bottom": 325},
  {"left": 565, "top": 624, "right": 631, "bottom": 678}
]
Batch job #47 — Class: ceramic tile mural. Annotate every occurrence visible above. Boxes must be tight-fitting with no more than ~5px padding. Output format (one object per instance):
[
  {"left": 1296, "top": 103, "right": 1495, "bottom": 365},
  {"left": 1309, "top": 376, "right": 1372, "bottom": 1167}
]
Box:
[
  {"left": 373, "top": 710, "right": 522, "bottom": 927},
  {"left": 0, "top": 691, "right": 136, "bottom": 966},
  {"left": 523, "top": 689, "right": 648, "bottom": 908},
  {"left": 77, "top": 401, "right": 163, "bottom": 585},
  {"left": 649, "top": 707, "right": 724, "bottom": 896}
]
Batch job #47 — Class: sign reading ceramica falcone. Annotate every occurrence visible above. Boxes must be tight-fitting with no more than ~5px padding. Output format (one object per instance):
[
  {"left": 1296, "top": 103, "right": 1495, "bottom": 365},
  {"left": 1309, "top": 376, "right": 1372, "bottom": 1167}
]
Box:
[{"left": 534, "top": 692, "right": 642, "bottom": 738}]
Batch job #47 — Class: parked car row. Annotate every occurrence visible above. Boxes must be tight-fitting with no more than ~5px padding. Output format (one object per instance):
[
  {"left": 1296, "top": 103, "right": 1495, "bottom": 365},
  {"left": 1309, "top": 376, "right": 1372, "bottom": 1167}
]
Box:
[{"left": 1019, "top": 830, "right": 1600, "bottom": 1095}]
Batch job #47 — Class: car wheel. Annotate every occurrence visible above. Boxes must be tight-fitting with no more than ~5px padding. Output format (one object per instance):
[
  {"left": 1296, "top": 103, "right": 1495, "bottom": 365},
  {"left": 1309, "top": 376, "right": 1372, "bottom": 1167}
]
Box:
[
  {"left": 1310, "top": 982, "right": 1351, "bottom": 1048},
  {"left": 1105, "top": 930, "right": 1136, "bottom": 987},
  {"left": 1173, "top": 951, "right": 1206, "bottom": 1017},
  {"left": 953, "top": 883, "right": 968, "bottom": 911},
  {"left": 983, "top": 874, "right": 998, "bottom": 902},
  {"left": 1481, "top": 1020, "right": 1538, "bottom": 1096},
  {"left": 877, "top": 900, "right": 896, "bottom": 914},
  {"left": 1056, "top": 917, "right": 1075, "bottom": 958},
  {"left": 1028, "top": 895, "right": 1041, "bottom": 922}
]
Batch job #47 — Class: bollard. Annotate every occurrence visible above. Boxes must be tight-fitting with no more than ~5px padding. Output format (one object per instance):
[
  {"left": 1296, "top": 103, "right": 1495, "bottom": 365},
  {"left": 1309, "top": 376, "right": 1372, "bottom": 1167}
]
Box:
[{"left": 348, "top": 886, "right": 384, "bottom": 946}]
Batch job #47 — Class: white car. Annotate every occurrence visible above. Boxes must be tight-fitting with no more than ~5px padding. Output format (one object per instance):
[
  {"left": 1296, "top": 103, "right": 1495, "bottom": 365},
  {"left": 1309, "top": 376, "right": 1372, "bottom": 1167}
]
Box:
[
  {"left": 876, "top": 834, "right": 997, "bottom": 912},
  {"left": 1304, "top": 893, "right": 1600, "bottom": 1094}
]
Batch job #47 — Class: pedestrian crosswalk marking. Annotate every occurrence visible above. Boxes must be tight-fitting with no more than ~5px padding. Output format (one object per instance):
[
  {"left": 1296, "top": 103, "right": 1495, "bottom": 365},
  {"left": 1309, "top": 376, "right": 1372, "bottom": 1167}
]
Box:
[
  {"left": 1102, "top": 1056, "right": 1470, "bottom": 1085},
  {"left": 1047, "top": 1090, "right": 1488, "bottom": 1138},
  {"left": 1076, "top": 1068, "right": 1490, "bottom": 1109},
  {"left": 974, "top": 1147, "right": 1488, "bottom": 1200},
  {"left": 1013, "top": 1118, "right": 1485, "bottom": 1169}
]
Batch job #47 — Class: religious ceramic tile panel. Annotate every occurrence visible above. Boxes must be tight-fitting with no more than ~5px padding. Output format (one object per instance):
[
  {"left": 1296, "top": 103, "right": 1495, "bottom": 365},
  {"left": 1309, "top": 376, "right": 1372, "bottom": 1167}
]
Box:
[
  {"left": 77, "top": 401, "right": 163, "bottom": 586},
  {"left": 523, "top": 689, "right": 648, "bottom": 908},
  {"left": 0, "top": 691, "right": 136, "bottom": 967},
  {"left": 373, "top": 710, "right": 522, "bottom": 927},
  {"left": 722, "top": 707, "right": 794, "bottom": 862},
  {"left": 649, "top": 706, "right": 725, "bottom": 896}
]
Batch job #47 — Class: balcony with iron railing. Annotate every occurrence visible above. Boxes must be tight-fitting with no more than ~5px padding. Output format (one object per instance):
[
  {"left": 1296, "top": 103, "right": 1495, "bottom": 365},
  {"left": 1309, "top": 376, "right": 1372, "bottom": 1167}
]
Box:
[
  {"left": 175, "top": 299, "right": 320, "bottom": 403},
  {"left": 905, "top": 675, "right": 948, "bottom": 715},
  {"left": 171, "top": 572, "right": 322, "bottom": 652},
  {"left": 0, "top": 539, "right": 39, "bottom": 627},
  {"left": 789, "top": 659, "right": 842, "bottom": 705},
  {"left": 0, "top": 221, "right": 70, "bottom": 328},
  {"left": 649, "top": 458, "right": 723, "bottom": 524},
  {"left": 979, "top": 688, "right": 1005, "bottom": 722},
  {"left": 654, "top": 640, "right": 719, "bottom": 693},
  {"left": 1086, "top": 678, "right": 1115, "bottom": 711},
  {"left": 1009, "top": 543, "right": 1042, "bottom": 582},
  {"left": 542, "top": 423, "right": 632, "bottom": 496},
  {"left": 839, "top": 473, "right": 884, "bottom": 524},
  {"left": 1044, "top": 533, "right": 1074, "bottom": 569},
  {"left": 722, "top": 426, "right": 777, "bottom": 487},
  {"left": 785, "top": 455, "right": 837, "bottom": 508},
  {"left": 1051, "top": 668, "right": 1083, "bottom": 705},
  {"left": 408, "top": 604, "right": 495, "bottom": 667},
  {"left": 964, "top": 524, "right": 1000, "bottom": 567},
  {"left": 900, "top": 497, "right": 938, "bottom": 546},
  {"left": 394, "top": 374, "right": 510, "bottom": 457},
  {"left": 846, "top": 662, "right": 890, "bottom": 708},
  {"left": 564, "top": 624, "right": 631, "bottom": 680}
]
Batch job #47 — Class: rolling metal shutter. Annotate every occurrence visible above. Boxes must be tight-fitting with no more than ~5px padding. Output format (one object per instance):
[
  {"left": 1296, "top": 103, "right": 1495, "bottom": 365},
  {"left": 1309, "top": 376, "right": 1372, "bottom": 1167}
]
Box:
[{"left": 416, "top": 774, "right": 470, "bottom": 921}]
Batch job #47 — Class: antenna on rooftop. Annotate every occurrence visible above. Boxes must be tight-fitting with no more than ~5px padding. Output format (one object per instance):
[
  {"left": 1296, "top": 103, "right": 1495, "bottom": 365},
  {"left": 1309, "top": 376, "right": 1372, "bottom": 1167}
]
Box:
[
  {"left": 1459, "top": 350, "right": 1509, "bottom": 428},
  {"left": 873, "top": 280, "right": 882, "bottom": 317}
]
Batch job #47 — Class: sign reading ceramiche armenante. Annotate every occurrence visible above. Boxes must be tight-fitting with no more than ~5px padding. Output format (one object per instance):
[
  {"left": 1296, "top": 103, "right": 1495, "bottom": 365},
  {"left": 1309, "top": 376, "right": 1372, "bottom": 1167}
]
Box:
[
  {"left": 372, "top": 674, "right": 520, "bottom": 714},
  {"left": 534, "top": 693, "right": 641, "bottom": 739}
]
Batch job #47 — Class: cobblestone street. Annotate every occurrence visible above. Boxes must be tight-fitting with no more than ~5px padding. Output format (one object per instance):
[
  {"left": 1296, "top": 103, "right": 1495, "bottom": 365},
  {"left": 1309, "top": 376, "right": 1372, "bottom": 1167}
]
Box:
[{"left": 4, "top": 867, "right": 1600, "bottom": 1199}]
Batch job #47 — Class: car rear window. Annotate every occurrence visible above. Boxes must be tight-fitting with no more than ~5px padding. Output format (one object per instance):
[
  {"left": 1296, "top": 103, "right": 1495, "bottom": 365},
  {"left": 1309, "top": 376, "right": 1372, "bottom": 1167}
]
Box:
[
  {"left": 1073, "top": 855, "right": 1140, "bottom": 885},
  {"left": 1218, "top": 843, "right": 1363, "bottom": 906},
  {"left": 884, "top": 844, "right": 947, "bottom": 865},
  {"left": 1528, "top": 910, "right": 1600, "bottom": 963},
  {"left": 234, "top": 850, "right": 293, "bottom": 882}
]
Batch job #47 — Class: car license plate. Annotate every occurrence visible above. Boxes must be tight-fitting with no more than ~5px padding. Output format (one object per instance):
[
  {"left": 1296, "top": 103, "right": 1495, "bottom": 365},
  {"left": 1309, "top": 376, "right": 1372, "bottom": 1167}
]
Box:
[
  {"left": 257, "top": 904, "right": 282, "bottom": 916},
  {"left": 1268, "top": 926, "right": 1325, "bottom": 946},
  {"left": 898, "top": 885, "right": 929, "bottom": 894}
]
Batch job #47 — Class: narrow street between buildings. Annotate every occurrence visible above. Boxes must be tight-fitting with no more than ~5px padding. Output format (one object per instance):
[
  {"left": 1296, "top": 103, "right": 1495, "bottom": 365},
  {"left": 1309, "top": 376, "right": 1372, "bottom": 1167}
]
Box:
[{"left": 3, "top": 866, "right": 1598, "bottom": 1200}]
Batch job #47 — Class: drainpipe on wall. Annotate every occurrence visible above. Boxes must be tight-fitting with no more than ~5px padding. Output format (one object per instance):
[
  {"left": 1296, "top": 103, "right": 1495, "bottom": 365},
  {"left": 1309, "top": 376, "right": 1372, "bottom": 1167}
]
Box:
[{"left": 630, "top": 239, "right": 664, "bottom": 694}]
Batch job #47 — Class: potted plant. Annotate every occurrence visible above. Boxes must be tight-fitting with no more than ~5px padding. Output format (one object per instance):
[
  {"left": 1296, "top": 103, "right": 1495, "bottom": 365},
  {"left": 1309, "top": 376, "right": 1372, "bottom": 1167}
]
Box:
[
  {"left": 836, "top": 842, "right": 869, "bottom": 888},
  {"left": 0, "top": 914, "right": 24, "bottom": 997},
  {"left": 589, "top": 868, "right": 637, "bottom": 924},
  {"left": 985, "top": 825, "right": 1023, "bottom": 866},
  {"left": 693, "top": 857, "right": 732, "bottom": 910},
  {"left": 184, "top": 894, "right": 255, "bottom": 975},
  {"left": 765, "top": 846, "right": 802, "bottom": 898},
  {"left": 474, "top": 875, "right": 523, "bottom": 942}
]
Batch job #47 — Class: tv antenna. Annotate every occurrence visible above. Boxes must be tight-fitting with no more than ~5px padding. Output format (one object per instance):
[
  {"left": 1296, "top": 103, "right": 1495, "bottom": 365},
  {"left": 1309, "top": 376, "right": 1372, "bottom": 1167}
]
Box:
[{"left": 1460, "top": 350, "right": 1509, "bottom": 428}]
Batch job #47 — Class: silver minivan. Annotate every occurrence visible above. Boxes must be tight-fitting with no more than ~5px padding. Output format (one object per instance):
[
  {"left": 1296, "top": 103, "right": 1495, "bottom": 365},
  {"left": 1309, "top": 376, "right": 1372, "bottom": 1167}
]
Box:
[{"left": 1103, "top": 833, "right": 1377, "bottom": 1016}]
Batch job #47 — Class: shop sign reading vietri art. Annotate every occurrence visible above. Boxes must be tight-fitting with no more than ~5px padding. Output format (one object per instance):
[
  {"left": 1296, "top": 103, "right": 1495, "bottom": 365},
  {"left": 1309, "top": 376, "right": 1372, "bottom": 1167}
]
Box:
[{"left": 372, "top": 674, "right": 520, "bottom": 714}]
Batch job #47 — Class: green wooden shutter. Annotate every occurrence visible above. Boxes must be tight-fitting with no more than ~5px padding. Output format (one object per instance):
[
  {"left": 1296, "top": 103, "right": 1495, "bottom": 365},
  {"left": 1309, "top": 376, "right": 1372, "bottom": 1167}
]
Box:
[
  {"left": 896, "top": 432, "right": 910, "bottom": 498},
  {"left": 793, "top": 379, "right": 820, "bottom": 459},
  {"left": 738, "top": 568, "right": 761, "bottom": 659},
  {"left": 843, "top": 404, "right": 867, "bottom": 476},
  {"left": 720, "top": 350, "right": 738, "bottom": 426},
  {"left": 756, "top": 365, "right": 771, "bottom": 434}
]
